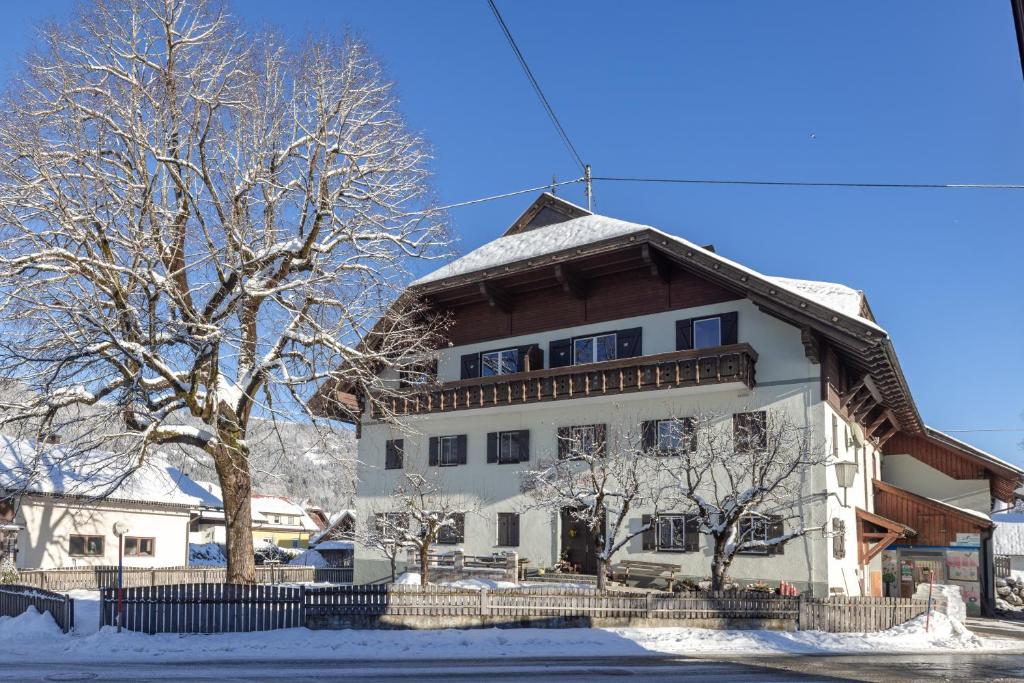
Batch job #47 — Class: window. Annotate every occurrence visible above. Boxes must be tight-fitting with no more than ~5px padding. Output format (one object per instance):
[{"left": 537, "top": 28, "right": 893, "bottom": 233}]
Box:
[
  {"left": 656, "top": 514, "right": 699, "bottom": 552},
  {"left": 272, "top": 515, "right": 281, "bottom": 525},
  {"left": 488, "top": 430, "right": 530, "bottom": 464},
  {"left": 69, "top": 535, "right": 104, "bottom": 557},
  {"left": 573, "top": 333, "right": 616, "bottom": 365},
  {"left": 385, "top": 439, "right": 404, "bottom": 470},
  {"left": 657, "top": 418, "right": 696, "bottom": 454},
  {"left": 557, "top": 424, "right": 606, "bottom": 459},
  {"left": 733, "top": 411, "right": 767, "bottom": 453},
  {"left": 291, "top": 539, "right": 300, "bottom": 549},
  {"left": 375, "top": 512, "right": 409, "bottom": 539},
  {"left": 692, "top": 317, "right": 722, "bottom": 349},
  {"left": 429, "top": 435, "right": 467, "bottom": 467},
  {"left": 481, "top": 348, "right": 519, "bottom": 376},
  {"left": 497, "top": 512, "right": 520, "bottom": 547},
  {"left": 124, "top": 537, "right": 155, "bottom": 557},
  {"left": 436, "top": 513, "right": 465, "bottom": 545},
  {"left": 737, "top": 513, "right": 785, "bottom": 555}
]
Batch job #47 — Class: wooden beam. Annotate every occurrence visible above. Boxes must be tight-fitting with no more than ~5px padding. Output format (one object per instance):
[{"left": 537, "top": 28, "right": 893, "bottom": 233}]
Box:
[
  {"left": 640, "top": 244, "right": 671, "bottom": 282},
  {"left": 875, "top": 423, "right": 899, "bottom": 447},
  {"left": 800, "top": 327, "right": 821, "bottom": 364},
  {"left": 840, "top": 378, "right": 867, "bottom": 409},
  {"left": 478, "top": 281, "right": 513, "bottom": 313},
  {"left": 554, "top": 263, "right": 587, "bottom": 299}
]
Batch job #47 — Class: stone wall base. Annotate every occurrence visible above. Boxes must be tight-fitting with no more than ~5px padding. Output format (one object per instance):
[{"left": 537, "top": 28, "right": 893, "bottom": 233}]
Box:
[{"left": 306, "top": 613, "right": 796, "bottom": 631}]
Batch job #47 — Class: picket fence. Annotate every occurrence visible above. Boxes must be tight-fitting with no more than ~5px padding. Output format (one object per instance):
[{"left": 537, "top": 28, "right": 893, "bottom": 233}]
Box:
[
  {"left": 98, "top": 583, "right": 929, "bottom": 635},
  {"left": 16, "top": 565, "right": 353, "bottom": 592},
  {"left": 0, "top": 584, "right": 75, "bottom": 633}
]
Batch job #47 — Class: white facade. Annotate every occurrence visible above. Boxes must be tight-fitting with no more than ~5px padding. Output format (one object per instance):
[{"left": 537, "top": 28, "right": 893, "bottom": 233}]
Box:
[{"left": 354, "top": 300, "right": 873, "bottom": 595}]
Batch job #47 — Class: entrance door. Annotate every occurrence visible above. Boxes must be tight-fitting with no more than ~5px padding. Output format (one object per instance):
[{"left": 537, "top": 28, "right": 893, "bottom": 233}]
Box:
[{"left": 560, "top": 508, "right": 598, "bottom": 575}]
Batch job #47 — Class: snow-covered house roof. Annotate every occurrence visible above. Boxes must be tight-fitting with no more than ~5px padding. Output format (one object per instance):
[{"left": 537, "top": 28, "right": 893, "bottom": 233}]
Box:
[
  {"left": 309, "top": 509, "right": 356, "bottom": 546},
  {"left": 0, "top": 435, "right": 222, "bottom": 508},
  {"left": 993, "top": 512, "right": 1024, "bottom": 556},
  {"left": 251, "top": 494, "right": 319, "bottom": 531}
]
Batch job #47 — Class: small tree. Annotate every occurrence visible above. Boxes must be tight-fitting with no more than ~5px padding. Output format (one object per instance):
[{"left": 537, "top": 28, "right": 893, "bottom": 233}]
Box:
[
  {"left": 0, "top": 555, "right": 17, "bottom": 584},
  {"left": 376, "top": 471, "right": 477, "bottom": 586},
  {"left": 359, "top": 511, "right": 408, "bottom": 584},
  {"left": 660, "top": 410, "right": 828, "bottom": 590},
  {"left": 521, "top": 425, "right": 664, "bottom": 589}
]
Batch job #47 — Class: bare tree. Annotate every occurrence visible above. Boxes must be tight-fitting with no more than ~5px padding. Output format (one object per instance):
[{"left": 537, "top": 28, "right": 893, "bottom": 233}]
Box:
[
  {"left": 659, "top": 410, "right": 828, "bottom": 590},
  {"left": 0, "top": 0, "right": 448, "bottom": 582},
  {"left": 359, "top": 510, "right": 408, "bottom": 584},
  {"left": 374, "top": 471, "right": 477, "bottom": 586},
  {"left": 521, "top": 424, "right": 664, "bottom": 589}
]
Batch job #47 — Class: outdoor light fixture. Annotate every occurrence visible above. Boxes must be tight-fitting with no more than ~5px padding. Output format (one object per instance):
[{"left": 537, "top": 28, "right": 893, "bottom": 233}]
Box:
[{"left": 834, "top": 461, "right": 858, "bottom": 507}]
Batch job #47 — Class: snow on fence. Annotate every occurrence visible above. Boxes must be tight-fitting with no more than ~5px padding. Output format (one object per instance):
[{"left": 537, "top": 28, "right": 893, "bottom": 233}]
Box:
[
  {"left": 0, "top": 584, "right": 74, "bottom": 633},
  {"left": 798, "top": 596, "right": 928, "bottom": 633},
  {"left": 16, "top": 565, "right": 353, "bottom": 591}
]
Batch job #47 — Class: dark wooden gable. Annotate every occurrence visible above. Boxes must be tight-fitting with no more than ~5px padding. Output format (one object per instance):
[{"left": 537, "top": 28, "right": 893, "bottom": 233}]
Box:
[{"left": 503, "top": 193, "right": 591, "bottom": 236}]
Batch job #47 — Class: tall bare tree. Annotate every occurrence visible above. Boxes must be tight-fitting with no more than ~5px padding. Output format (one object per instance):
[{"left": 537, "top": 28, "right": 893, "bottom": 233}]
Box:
[
  {"left": 659, "top": 410, "right": 828, "bottom": 590},
  {"left": 0, "top": 0, "right": 448, "bottom": 582},
  {"left": 521, "top": 425, "right": 664, "bottom": 589}
]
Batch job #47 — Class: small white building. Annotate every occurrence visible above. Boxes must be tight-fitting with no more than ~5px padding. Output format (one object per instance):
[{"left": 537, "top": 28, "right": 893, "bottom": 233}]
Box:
[
  {"left": 0, "top": 435, "right": 221, "bottom": 569},
  {"left": 993, "top": 511, "right": 1024, "bottom": 576}
]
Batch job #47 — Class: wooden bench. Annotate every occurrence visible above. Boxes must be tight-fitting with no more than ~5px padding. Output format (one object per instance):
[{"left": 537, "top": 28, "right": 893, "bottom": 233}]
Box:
[{"left": 612, "top": 560, "right": 680, "bottom": 590}]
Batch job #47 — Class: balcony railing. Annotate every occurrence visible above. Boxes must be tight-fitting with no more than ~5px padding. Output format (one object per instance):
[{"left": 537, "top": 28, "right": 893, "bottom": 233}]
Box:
[{"left": 372, "top": 343, "right": 757, "bottom": 418}]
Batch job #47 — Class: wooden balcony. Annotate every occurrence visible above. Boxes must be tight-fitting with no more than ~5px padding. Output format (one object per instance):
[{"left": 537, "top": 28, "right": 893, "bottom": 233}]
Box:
[{"left": 372, "top": 344, "right": 758, "bottom": 418}]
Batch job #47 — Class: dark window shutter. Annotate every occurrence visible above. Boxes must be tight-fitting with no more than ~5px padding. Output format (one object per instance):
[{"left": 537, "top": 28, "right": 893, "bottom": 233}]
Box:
[
  {"left": 456, "top": 434, "right": 468, "bottom": 464},
  {"left": 385, "top": 439, "right": 404, "bottom": 470},
  {"left": 641, "top": 420, "right": 657, "bottom": 452},
  {"left": 684, "top": 515, "right": 700, "bottom": 552},
  {"left": 486, "top": 432, "right": 498, "bottom": 464},
  {"left": 641, "top": 514, "right": 655, "bottom": 550},
  {"left": 557, "top": 426, "right": 571, "bottom": 459},
  {"left": 549, "top": 338, "right": 572, "bottom": 368},
  {"left": 769, "top": 515, "right": 785, "bottom": 555},
  {"left": 428, "top": 437, "right": 439, "bottom": 466},
  {"left": 510, "top": 513, "right": 520, "bottom": 546},
  {"left": 675, "top": 319, "right": 693, "bottom": 350},
  {"left": 594, "top": 424, "right": 607, "bottom": 457},
  {"left": 683, "top": 417, "right": 697, "bottom": 453},
  {"left": 720, "top": 311, "right": 738, "bottom": 345},
  {"left": 616, "top": 327, "right": 642, "bottom": 358},
  {"left": 515, "top": 345, "right": 543, "bottom": 372},
  {"left": 517, "top": 430, "right": 530, "bottom": 462},
  {"left": 658, "top": 517, "right": 671, "bottom": 550},
  {"left": 460, "top": 353, "right": 480, "bottom": 379},
  {"left": 498, "top": 513, "right": 508, "bottom": 545},
  {"left": 528, "top": 345, "right": 544, "bottom": 371}
]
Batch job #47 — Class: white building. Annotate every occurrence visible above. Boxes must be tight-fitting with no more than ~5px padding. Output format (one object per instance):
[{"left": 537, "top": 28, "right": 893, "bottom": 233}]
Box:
[
  {"left": 0, "top": 435, "right": 221, "bottom": 569},
  {"left": 314, "top": 194, "right": 1021, "bottom": 614}
]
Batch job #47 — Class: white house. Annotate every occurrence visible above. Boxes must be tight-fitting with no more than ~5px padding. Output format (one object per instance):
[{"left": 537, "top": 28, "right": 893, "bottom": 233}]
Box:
[
  {"left": 0, "top": 435, "right": 221, "bottom": 569},
  {"left": 313, "top": 194, "right": 1022, "bottom": 615}
]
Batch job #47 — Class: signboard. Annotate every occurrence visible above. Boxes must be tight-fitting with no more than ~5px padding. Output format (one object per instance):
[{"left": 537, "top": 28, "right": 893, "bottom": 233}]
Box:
[
  {"left": 952, "top": 533, "right": 980, "bottom": 547},
  {"left": 946, "top": 549, "right": 979, "bottom": 582},
  {"left": 951, "top": 580, "right": 982, "bottom": 617}
]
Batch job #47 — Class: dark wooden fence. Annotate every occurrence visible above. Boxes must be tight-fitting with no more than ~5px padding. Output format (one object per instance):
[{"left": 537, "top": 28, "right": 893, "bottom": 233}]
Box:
[
  {"left": 0, "top": 584, "right": 75, "bottom": 633},
  {"left": 996, "top": 554, "right": 1012, "bottom": 579},
  {"left": 17, "top": 565, "right": 352, "bottom": 592},
  {"left": 100, "top": 584, "right": 305, "bottom": 634}
]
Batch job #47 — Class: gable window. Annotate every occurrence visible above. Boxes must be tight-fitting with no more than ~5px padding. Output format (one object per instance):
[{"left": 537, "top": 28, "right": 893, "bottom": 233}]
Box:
[
  {"left": 481, "top": 348, "right": 519, "bottom": 377},
  {"left": 557, "top": 424, "right": 606, "bottom": 459},
  {"left": 692, "top": 317, "right": 722, "bottom": 349},
  {"left": 573, "top": 333, "right": 617, "bottom": 365},
  {"left": 497, "top": 512, "right": 520, "bottom": 547},
  {"left": 125, "top": 537, "right": 155, "bottom": 557},
  {"left": 436, "top": 513, "right": 465, "bottom": 545},
  {"left": 69, "top": 535, "right": 104, "bottom": 557},
  {"left": 429, "top": 435, "right": 468, "bottom": 467},
  {"left": 385, "top": 439, "right": 404, "bottom": 470},
  {"left": 487, "top": 430, "right": 530, "bottom": 464},
  {"left": 737, "top": 513, "right": 785, "bottom": 555},
  {"left": 733, "top": 411, "right": 767, "bottom": 453}
]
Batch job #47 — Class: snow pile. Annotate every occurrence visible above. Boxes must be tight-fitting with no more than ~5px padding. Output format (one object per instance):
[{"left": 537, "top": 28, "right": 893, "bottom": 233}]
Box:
[
  {"left": 289, "top": 549, "right": 327, "bottom": 568},
  {"left": 394, "top": 572, "right": 421, "bottom": 585},
  {"left": 765, "top": 277, "right": 865, "bottom": 319},
  {"left": 189, "top": 543, "right": 227, "bottom": 566},
  {"left": 0, "top": 606, "right": 63, "bottom": 641},
  {"left": 443, "top": 578, "right": 518, "bottom": 590},
  {"left": 67, "top": 590, "right": 101, "bottom": 635}
]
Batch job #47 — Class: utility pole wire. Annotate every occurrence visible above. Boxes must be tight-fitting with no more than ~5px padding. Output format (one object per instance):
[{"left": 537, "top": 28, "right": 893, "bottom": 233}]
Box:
[
  {"left": 486, "top": 0, "right": 586, "bottom": 175},
  {"left": 424, "top": 178, "right": 584, "bottom": 214},
  {"left": 592, "top": 176, "right": 1024, "bottom": 190}
]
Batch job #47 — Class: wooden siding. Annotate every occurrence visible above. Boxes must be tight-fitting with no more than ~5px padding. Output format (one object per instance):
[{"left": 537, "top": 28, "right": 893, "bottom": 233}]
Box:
[
  {"left": 445, "top": 266, "right": 741, "bottom": 347},
  {"left": 873, "top": 480, "right": 990, "bottom": 547},
  {"left": 883, "top": 431, "right": 1019, "bottom": 502}
]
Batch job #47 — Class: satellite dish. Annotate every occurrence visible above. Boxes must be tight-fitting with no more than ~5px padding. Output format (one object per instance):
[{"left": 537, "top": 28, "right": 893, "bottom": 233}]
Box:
[{"left": 113, "top": 521, "right": 131, "bottom": 536}]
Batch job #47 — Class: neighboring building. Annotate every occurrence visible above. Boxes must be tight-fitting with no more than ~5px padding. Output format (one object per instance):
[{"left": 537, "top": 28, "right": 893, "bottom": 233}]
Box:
[
  {"left": 0, "top": 435, "right": 221, "bottom": 569},
  {"left": 313, "top": 194, "right": 1022, "bottom": 614},
  {"left": 188, "top": 483, "right": 319, "bottom": 549},
  {"left": 307, "top": 510, "right": 356, "bottom": 568},
  {"left": 992, "top": 511, "right": 1024, "bottom": 576}
]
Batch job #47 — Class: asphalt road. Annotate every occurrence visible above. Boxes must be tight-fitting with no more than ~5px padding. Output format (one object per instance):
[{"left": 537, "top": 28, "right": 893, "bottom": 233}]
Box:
[{"left": 6, "top": 654, "right": 1024, "bottom": 683}]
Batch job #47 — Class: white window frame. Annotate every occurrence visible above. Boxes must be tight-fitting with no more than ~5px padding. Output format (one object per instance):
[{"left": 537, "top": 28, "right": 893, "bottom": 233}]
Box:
[
  {"left": 692, "top": 316, "right": 722, "bottom": 349},
  {"left": 439, "top": 435, "right": 459, "bottom": 466},
  {"left": 656, "top": 514, "right": 693, "bottom": 552},
  {"left": 481, "top": 348, "right": 519, "bottom": 377},
  {"left": 573, "top": 333, "right": 617, "bottom": 365}
]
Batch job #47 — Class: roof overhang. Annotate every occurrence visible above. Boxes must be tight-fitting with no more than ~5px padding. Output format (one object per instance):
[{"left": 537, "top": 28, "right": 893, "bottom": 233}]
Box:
[
  {"left": 856, "top": 507, "right": 916, "bottom": 565},
  {"left": 873, "top": 479, "right": 994, "bottom": 529}
]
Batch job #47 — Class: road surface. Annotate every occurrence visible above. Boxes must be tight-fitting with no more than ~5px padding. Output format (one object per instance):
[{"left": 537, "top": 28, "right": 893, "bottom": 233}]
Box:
[{"left": 7, "top": 653, "right": 1024, "bottom": 682}]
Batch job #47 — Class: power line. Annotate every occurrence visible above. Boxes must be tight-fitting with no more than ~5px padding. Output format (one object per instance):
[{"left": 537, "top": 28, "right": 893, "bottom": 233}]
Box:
[
  {"left": 486, "top": 0, "right": 586, "bottom": 175},
  {"left": 592, "top": 175, "right": 1024, "bottom": 191},
  {"left": 936, "top": 428, "right": 1024, "bottom": 433},
  {"left": 428, "top": 177, "right": 584, "bottom": 213}
]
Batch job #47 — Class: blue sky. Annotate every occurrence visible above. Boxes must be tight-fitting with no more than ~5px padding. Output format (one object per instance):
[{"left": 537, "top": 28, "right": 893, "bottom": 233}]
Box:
[{"left": 2, "top": 2, "right": 1022, "bottom": 463}]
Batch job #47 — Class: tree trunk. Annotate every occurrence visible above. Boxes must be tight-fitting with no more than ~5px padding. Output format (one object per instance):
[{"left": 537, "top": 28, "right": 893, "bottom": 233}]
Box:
[
  {"left": 214, "top": 441, "right": 256, "bottom": 584},
  {"left": 389, "top": 553, "right": 397, "bottom": 584},
  {"left": 419, "top": 544, "right": 430, "bottom": 586},
  {"left": 710, "top": 535, "right": 731, "bottom": 591},
  {"left": 596, "top": 556, "right": 608, "bottom": 590}
]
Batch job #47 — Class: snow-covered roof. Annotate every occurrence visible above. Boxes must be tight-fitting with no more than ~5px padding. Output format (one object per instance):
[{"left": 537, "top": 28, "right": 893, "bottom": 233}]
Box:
[
  {"left": 309, "top": 509, "right": 356, "bottom": 545},
  {"left": 411, "top": 211, "right": 880, "bottom": 329},
  {"left": 993, "top": 512, "right": 1024, "bottom": 555},
  {"left": 924, "top": 495, "right": 992, "bottom": 524},
  {"left": 924, "top": 427, "right": 1024, "bottom": 477},
  {"left": 251, "top": 494, "right": 319, "bottom": 531},
  {"left": 313, "top": 540, "right": 353, "bottom": 551},
  {"left": 0, "top": 435, "right": 222, "bottom": 508}
]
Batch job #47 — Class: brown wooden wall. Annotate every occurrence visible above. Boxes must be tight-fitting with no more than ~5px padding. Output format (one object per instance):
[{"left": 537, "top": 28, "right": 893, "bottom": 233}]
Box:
[
  {"left": 873, "top": 482, "right": 989, "bottom": 547},
  {"left": 884, "top": 433, "right": 989, "bottom": 481},
  {"left": 445, "top": 267, "right": 742, "bottom": 346}
]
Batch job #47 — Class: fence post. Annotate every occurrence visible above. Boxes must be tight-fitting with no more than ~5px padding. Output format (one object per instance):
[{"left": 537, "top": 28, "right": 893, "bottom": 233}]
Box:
[
  {"left": 151, "top": 569, "right": 156, "bottom": 587},
  {"left": 453, "top": 549, "right": 465, "bottom": 573},
  {"left": 480, "top": 588, "right": 490, "bottom": 617},
  {"left": 645, "top": 591, "right": 654, "bottom": 620},
  {"left": 299, "top": 584, "right": 307, "bottom": 626},
  {"left": 797, "top": 593, "right": 806, "bottom": 631},
  {"left": 505, "top": 551, "right": 519, "bottom": 584}
]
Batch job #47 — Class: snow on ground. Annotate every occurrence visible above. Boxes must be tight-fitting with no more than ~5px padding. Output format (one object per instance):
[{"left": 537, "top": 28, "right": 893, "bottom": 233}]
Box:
[
  {"left": 289, "top": 548, "right": 327, "bottom": 567},
  {"left": 4, "top": 605, "right": 1018, "bottom": 664}
]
